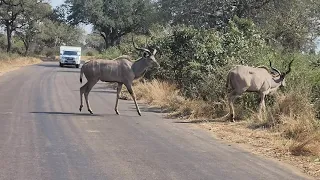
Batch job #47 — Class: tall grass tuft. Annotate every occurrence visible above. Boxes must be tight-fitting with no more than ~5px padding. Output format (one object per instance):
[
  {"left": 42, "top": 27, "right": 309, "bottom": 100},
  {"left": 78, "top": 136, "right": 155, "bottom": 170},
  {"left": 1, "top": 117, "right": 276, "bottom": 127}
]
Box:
[{"left": 247, "top": 90, "right": 320, "bottom": 156}]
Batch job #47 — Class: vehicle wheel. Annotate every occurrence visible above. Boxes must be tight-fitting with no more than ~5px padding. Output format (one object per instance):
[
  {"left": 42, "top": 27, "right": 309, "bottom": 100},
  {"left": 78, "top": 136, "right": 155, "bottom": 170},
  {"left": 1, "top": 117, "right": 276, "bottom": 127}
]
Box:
[
  {"left": 59, "top": 62, "right": 63, "bottom": 67},
  {"left": 75, "top": 64, "right": 80, "bottom": 68}
]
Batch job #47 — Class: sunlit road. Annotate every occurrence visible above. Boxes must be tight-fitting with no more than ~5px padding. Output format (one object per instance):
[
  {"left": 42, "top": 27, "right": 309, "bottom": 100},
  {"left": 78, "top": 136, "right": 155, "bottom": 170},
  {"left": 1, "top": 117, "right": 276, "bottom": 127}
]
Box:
[{"left": 0, "top": 62, "right": 312, "bottom": 180}]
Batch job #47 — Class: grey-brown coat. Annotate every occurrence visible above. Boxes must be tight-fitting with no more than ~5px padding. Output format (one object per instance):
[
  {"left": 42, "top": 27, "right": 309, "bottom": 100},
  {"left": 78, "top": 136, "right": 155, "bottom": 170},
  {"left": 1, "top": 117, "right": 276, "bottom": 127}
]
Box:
[
  {"left": 79, "top": 38, "right": 159, "bottom": 115},
  {"left": 226, "top": 60, "right": 294, "bottom": 121}
]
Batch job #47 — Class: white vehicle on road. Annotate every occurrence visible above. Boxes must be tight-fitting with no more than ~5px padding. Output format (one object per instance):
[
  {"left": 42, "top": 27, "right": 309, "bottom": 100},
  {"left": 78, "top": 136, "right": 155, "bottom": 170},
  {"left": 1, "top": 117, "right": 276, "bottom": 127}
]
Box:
[{"left": 59, "top": 46, "right": 81, "bottom": 68}]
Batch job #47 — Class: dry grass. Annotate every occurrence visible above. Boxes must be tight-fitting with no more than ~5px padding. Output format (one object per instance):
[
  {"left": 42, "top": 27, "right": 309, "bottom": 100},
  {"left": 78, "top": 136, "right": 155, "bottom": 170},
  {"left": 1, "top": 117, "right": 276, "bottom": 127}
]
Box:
[
  {"left": 0, "top": 56, "right": 41, "bottom": 75},
  {"left": 122, "top": 79, "right": 320, "bottom": 179},
  {"left": 247, "top": 91, "right": 320, "bottom": 156},
  {"left": 120, "top": 79, "right": 228, "bottom": 119}
]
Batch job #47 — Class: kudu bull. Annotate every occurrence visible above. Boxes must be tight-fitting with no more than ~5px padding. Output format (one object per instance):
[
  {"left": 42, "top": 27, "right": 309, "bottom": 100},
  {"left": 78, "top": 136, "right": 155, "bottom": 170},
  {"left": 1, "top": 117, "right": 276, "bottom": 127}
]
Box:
[
  {"left": 226, "top": 59, "right": 294, "bottom": 121},
  {"left": 79, "top": 37, "right": 159, "bottom": 115}
]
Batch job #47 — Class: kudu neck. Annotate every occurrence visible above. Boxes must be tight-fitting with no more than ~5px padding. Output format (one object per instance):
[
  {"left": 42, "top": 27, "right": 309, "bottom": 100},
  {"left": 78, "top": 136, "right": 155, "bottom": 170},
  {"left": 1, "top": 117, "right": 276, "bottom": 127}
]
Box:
[{"left": 132, "top": 57, "right": 149, "bottom": 79}]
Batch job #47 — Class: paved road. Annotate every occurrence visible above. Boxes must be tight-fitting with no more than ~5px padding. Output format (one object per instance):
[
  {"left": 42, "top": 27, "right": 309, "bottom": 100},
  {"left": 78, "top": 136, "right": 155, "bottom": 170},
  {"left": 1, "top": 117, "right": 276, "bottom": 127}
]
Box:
[{"left": 0, "top": 62, "right": 313, "bottom": 180}]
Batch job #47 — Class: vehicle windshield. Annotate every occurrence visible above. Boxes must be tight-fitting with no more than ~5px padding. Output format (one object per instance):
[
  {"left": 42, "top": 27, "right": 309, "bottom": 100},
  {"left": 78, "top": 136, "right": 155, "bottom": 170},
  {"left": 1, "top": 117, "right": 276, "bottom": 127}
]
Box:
[{"left": 63, "top": 51, "right": 78, "bottom": 55}]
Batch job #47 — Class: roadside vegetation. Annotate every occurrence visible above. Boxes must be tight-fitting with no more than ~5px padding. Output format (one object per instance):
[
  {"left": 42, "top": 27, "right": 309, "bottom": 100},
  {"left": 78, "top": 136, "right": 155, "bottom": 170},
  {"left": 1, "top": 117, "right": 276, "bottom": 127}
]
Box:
[
  {"left": 0, "top": 53, "right": 41, "bottom": 74},
  {"left": 1, "top": 0, "right": 320, "bottom": 178}
]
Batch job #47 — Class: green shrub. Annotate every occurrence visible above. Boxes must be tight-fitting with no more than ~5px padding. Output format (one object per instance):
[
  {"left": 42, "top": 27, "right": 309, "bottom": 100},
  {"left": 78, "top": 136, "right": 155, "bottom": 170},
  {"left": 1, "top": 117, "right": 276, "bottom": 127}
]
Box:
[
  {"left": 86, "top": 51, "right": 94, "bottom": 56},
  {"left": 142, "top": 17, "right": 320, "bottom": 119},
  {"left": 96, "top": 46, "right": 122, "bottom": 59},
  {"left": 45, "top": 50, "right": 55, "bottom": 57},
  {"left": 146, "top": 18, "right": 269, "bottom": 101},
  {"left": 0, "top": 52, "right": 19, "bottom": 61}
]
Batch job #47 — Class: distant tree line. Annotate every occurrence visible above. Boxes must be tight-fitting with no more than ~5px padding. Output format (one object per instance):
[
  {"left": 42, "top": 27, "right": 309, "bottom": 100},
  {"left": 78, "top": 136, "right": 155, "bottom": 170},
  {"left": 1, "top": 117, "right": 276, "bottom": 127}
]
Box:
[
  {"left": 0, "top": 0, "right": 319, "bottom": 55},
  {"left": 0, "top": 0, "right": 84, "bottom": 56}
]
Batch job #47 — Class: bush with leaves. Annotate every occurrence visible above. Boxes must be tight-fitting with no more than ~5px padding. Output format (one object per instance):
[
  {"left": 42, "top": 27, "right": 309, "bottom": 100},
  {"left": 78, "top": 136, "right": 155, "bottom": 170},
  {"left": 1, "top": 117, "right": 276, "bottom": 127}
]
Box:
[{"left": 146, "top": 18, "right": 270, "bottom": 102}]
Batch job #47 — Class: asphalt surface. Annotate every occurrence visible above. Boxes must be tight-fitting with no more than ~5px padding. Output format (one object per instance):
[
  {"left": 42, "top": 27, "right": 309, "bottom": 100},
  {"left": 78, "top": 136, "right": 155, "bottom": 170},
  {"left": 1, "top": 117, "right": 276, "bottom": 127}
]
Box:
[{"left": 0, "top": 62, "right": 313, "bottom": 180}]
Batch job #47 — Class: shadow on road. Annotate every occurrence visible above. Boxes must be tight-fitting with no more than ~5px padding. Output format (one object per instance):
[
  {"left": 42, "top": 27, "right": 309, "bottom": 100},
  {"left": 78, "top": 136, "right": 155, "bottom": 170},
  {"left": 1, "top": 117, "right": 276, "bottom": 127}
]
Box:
[
  {"left": 30, "top": 111, "right": 104, "bottom": 117},
  {"left": 91, "top": 90, "right": 117, "bottom": 94},
  {"left": 127, "top": 105, "right": 170, "bottom": 114},
  {"left": 35, "top": 63, "right": 60, "bottom": 68},
  {"left": 30, "top": 111, "right": 141, "bottom": 118},
  {"left": 40, "top": 57, "right": 57, "bottom": 62},
  {"left": 73, "top": 89, "right": 117, "bottom": 94},
  {"left": 56, "top": 70, "right": 80, "bottom": 73},
  {"left": 173, "top": 118, "right": 229, "bottom": 124},
  {"left": 140, "top": 107, "right": 170, "bottom": 113}
]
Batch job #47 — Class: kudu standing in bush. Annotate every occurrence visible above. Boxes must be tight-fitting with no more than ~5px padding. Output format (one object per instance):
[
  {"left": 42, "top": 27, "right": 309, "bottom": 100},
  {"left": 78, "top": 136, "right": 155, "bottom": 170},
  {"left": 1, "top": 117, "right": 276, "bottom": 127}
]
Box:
[
  {"left": 226, "top": 59, "right": 294, "bottom": 121},
  {"left": 79, "top": 37, "right": 160, "bottom": 115}
]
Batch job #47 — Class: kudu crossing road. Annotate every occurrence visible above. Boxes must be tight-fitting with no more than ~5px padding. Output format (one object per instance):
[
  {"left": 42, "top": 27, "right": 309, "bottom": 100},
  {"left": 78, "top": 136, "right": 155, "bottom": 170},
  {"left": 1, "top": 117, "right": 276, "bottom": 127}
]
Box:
[{"left": 0, "top": 62, "right": 312, "bottom": 180}]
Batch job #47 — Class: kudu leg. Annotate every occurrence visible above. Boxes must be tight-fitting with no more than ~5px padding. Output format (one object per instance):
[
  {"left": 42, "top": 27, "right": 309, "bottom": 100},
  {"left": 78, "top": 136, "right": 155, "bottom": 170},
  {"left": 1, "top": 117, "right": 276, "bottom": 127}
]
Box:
[
  {"left": 84, "top": 79, "right": 99, "bottom": 114},
  {"left": 125, "top": 85, "right": 141, "bottom": 116},
  {"left": 114, "top": 83, "right": 123, "bottom": 115},
  {"left": 228, "top": 91, "right": 237, "bottom": 122},
  {"left": 79, "top": 82, "right": 88, "bottom": 112},
  {"left": 259, "top": 92, "right": 267, "bottom": 116}
]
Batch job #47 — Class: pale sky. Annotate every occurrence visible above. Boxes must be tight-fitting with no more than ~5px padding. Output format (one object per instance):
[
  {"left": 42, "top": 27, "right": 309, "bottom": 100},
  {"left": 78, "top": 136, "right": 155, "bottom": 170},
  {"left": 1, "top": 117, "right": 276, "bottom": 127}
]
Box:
[
  {"left": 316, "top": 38, "right": 320, "bottom": 53},
  {"left": 50, "top": 0, "right": 64, "bottom": 8}
]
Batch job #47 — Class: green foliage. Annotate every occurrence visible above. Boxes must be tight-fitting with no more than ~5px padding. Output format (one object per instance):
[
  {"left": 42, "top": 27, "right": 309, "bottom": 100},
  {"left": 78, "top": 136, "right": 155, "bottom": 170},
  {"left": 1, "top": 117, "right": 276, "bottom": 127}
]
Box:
[
  {"left": 133, "top": 17, "right": 320, "bottom": 118},
  {"left": 11, "top": 38, "right": 25, "bottom": 54},
  {"left": 45, "top": 49, "right": 55, "bottom": 57},
  {"left": 85, "top": 50, "right": 96, "bottom": 56},
  {"left": 0, "top": 52, "right": 19, "bottom": 61},
  {"left": 0, "top": 0, "right": 83, "bottom": 55},
  {"left": 0, "top": 0, "right": 52, "bottom": 52},
  {"left": 67, "top": 0, "right": 155, "bottom": 48},
  {"left": 146, "top": 18, "right": 269, "bottom": 101},
  {"left": 39, "top": 19, "right": 84, "bottom": 47},
  {"left": 34, "top": 19, "right": 85, "bottom": 55},
  {"left": 157, "top": 0, "right": 320, "bottom": 52},
  {"left": 96, "top": 46, "right": 122, "bottom": 60},
  {"left": 0, "top": 34, "right": 7, "bottom": 50},
  {"left": 15, "top": 1, "right": 52, "bottom": 55},
  {"left": 85, "top": 33, "right": 105, "bottom": 53},
  {"left": 257, "top": 0, "right": 320, "bottom": 51}
]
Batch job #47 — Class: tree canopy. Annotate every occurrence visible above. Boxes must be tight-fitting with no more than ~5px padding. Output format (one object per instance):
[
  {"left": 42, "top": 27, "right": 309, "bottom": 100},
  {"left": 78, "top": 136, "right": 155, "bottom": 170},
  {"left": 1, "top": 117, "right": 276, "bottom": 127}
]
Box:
[
  {"left": 66, "top": 0, "right": 154, "bottom": 48},
  {"left": 0, "top": 0, "right": 85, "bottom": 55}
]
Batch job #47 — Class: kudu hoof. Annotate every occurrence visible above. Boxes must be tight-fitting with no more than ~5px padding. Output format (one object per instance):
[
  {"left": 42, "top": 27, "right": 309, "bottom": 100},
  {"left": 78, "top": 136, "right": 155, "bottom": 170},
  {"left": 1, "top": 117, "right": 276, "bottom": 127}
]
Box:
[
  {"left": 229, "top": 114, "right": 236, "bottom": 122},
  {"left": 88, "top": 109, "right": 93, "bottom": 114},
  {"left": 79, "top": 105, "right": 83, "bottom": 112},
  {"left": 137, "top": 111, "right": 141, "bottom": 116},
  {"left": 115, "top": 110, "right": 120, "bottom": 115}
]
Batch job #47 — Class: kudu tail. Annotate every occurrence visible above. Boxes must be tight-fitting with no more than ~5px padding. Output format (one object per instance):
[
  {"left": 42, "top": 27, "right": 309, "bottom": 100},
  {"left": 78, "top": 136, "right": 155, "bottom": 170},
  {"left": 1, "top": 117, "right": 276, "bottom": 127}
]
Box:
[{"left": 80, "top": 66, "right": 83, "bottom": 84}]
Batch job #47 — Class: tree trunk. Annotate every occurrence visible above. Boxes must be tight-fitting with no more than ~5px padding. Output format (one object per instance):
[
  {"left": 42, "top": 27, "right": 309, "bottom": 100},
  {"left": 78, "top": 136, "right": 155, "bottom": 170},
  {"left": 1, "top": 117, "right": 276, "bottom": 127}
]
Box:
[
  {"left": 100, "top": 29, "right": 124, "bottom": 50},
  {"left": 100, "top": 33, "right": 110, "bottom": 49},
  {"left": 23, "top": 43, "right": 29, "bottom": 56},
  {"left": 6, "top": 23, "right": 12, "bottom": 53},
  {"left": 105, "top": 38, "right": 111, "bottom": 49}
]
